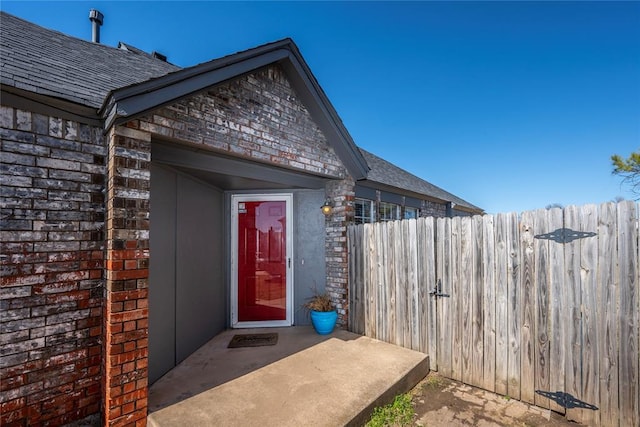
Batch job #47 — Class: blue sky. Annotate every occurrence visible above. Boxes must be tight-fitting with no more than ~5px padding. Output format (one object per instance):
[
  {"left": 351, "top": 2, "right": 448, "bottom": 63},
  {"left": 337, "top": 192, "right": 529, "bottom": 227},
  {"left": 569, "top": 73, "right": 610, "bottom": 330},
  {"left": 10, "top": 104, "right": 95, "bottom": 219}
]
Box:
[{"left": 3, "top": 1, "right": 639, "bottom": 214}]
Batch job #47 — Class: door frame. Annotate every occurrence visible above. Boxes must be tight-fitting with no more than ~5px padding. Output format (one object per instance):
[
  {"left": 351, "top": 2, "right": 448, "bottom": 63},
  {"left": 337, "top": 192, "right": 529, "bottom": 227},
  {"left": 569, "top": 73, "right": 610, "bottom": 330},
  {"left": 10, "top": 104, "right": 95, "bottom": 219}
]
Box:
[{"left": 230, "top": 193, "right": 294, "bottom": 328}]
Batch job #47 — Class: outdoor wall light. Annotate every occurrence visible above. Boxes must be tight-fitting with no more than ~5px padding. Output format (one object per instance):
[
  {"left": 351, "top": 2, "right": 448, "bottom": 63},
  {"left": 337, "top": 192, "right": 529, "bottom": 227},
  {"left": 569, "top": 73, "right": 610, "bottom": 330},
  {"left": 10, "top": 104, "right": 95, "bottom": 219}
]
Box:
[{"left": 321, "top": 199, "right": 333, "bottom": 216}]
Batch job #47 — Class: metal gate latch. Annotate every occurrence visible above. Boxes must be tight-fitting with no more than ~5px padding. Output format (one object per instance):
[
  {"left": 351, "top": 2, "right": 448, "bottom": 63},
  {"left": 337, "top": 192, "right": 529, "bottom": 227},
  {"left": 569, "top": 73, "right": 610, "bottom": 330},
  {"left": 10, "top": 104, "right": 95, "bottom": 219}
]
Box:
[{"left": 429, "top": 280, "right": 450, "bottom": 298}]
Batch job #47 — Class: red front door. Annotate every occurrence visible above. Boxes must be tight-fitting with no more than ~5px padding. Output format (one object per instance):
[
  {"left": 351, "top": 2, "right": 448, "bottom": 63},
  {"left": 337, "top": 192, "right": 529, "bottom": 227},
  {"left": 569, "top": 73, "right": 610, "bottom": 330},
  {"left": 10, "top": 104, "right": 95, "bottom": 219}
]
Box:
[{"left": 234, "top": 196, "right": 290, "bottom": 325}]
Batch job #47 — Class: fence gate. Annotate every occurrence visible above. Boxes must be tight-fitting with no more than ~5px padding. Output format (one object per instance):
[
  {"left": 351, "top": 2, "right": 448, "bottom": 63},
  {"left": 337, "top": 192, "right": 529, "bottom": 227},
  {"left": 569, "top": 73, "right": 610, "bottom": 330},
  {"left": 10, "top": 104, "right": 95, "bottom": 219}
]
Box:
[{"left": 348, "top": 202, "right": 639, "bottom": 427}]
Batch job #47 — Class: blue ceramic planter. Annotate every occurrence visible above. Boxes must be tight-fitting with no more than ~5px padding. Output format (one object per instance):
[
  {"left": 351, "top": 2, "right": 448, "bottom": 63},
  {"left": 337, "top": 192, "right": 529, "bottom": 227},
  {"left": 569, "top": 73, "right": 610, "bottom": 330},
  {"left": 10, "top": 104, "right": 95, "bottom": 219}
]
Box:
[{"left": 310, "top": 310, "right": 338, "bottom": 335}]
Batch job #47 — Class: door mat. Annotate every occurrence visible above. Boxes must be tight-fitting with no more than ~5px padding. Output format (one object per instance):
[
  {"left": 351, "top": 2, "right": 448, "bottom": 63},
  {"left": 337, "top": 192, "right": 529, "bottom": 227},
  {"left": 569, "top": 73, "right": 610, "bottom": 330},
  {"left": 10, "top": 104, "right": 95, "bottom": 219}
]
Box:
[{"left": 227, "top": 333, "right": 278, "bottom": 348}]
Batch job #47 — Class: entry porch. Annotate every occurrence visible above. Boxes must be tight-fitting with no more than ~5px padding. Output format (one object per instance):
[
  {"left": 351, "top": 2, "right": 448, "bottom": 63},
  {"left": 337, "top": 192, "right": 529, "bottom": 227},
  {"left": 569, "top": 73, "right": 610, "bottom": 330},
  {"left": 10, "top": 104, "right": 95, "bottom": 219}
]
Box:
[{"left": 147, "top": 327, "right": 429, "bottom": 426}]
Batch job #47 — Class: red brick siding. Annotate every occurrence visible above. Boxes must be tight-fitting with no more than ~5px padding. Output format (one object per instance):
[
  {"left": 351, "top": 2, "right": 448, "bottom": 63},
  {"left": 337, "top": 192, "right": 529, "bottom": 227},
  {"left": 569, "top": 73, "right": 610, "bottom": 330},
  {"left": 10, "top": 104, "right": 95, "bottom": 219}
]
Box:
[
  {"left": 0, "top": 106, "right": 104, "bottom": 426},
  {"left": 103, "top": 126, "right": 151, "bottom": 427}
]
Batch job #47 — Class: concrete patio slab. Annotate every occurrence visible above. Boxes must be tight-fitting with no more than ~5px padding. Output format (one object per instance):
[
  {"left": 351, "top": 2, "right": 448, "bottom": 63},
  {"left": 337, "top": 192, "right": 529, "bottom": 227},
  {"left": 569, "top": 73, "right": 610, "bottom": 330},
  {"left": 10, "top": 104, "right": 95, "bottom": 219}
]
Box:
[{"left": 147, "top": 326, "right": 429, "bottom": 427}]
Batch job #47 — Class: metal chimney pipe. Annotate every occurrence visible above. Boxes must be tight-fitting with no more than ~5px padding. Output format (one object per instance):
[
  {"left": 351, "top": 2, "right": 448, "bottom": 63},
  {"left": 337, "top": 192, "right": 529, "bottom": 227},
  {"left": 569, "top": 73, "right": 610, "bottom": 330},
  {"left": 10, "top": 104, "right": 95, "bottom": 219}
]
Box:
[{"left": 89, "top": 9, "right": 104, "bottom": 43}]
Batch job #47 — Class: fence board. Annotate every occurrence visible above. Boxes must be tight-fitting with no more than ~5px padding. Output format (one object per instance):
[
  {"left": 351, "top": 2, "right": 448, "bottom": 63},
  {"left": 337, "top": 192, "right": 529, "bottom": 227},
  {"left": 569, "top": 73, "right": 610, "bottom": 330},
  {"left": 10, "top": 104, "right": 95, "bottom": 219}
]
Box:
[
  {"left": 533, "top": 209, "right": 551, "bottom": 409},
  {"left": 406, "top": 220, "right": 419, "bottom": 350},
  {"left": 366, "top": 222, "right": 378, "bottom": 339},
  {"left": 471, "top": 216, "right": 485, "bottom": 388},
  {"left": 378, "top": 222, "right": 385, "bottom": 342},
  {"left": 563, "top": 205, "right": 582, "bottom": 423},
  {"left": 520, "top": 210, "right": 536, "bottom": 404},
  {"left": 460, "top": 217, "right": 473, "bottom": 384},
  {"left": 494, "top": 213, "right": 509, "bottom": 396},
  {"left": 618, "top": 202, "right": 639, "bottom": 427},
  {"left": 417, "top": 218, "right": 433, "bottom": 357},
  {"left": 437, "top": 217, "right": 452, "bottom": 376},
  {"left": 579, "top": 204, "right": 599, "bottom": 425},
  {"left": 482, "top": 215, "right": 496, "bottom": 392},
  {"left": 347, "top": 202, "right": 640, "bottom": 427},
  {"left": 451, "top": 216, "right": 463, "bottom": 382},
  {"left": 348, "top": 225, "right": 364, "bottom": 334},
  {"left": 410, "top": 219, "right": 423, "bottom": 351},
  {"left": 547, "top": 207, "right": 566, "bottom": 415},
  {"left": 394, "top": 221, "right": 407, "bottom": 347},
  {"left": 507, "top": 212, "right": 522, "bottom": 400},
  {"left": 596, "top": 203, "right": 618, "bottom": 426}
]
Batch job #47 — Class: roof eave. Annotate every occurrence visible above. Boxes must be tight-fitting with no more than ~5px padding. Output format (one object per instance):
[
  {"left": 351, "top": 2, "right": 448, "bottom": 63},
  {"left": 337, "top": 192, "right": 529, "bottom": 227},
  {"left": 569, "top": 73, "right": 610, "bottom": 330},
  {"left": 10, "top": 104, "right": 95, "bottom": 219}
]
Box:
[
  {"left": 1, "top": 84, "right": 102, "bottom": 126},
  {"left": 357, "top": 179, "right": 484, "bottom": 214}
]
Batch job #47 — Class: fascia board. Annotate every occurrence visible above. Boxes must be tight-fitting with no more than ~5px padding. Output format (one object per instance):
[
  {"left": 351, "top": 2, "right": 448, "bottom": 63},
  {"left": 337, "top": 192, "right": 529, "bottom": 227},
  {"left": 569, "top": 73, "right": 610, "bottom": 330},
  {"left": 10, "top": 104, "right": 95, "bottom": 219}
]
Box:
[{"left": 103, "top": 49, "right": 290, "bottom": 129}]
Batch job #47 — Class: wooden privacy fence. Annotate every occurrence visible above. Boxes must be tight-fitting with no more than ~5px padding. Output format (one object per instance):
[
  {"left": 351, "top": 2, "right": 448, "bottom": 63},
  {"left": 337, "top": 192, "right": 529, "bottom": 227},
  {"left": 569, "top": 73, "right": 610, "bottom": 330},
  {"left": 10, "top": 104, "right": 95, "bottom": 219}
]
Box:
[{"left": 348, "top": 201, "right": 639, "bottom": 426}]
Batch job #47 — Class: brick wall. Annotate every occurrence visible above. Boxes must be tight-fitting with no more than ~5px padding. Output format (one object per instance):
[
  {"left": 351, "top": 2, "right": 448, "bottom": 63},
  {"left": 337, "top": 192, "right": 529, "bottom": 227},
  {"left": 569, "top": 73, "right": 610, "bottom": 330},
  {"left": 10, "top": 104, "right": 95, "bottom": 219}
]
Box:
[
  {"left": 136, "top": 64, "right": 347, "bottom": 180},
  {"left": 0, "top": 106, "right": 104, "bottom": 426},
  {"left": 102, "top": 125, "right": 151, "bottom": 427},
  {"left": 1, "top": 63, "right": 359, "bottom": 425},
  {"left": 325, "top": 178, "right": 355, "bottom": 326},
  {"left": 419, "top": 199, "right": 447, "bottom": 218}
]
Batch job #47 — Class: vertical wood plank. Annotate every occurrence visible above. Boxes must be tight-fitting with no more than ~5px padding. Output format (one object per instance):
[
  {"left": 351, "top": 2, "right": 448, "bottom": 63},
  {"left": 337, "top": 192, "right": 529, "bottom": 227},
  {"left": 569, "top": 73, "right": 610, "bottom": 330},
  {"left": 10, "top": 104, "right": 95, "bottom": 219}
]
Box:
[
  {"left": 578, "top": 204, "right": 599, "bottom": 425},
  {"left": 483, "top": 214, "right": 497, "bottom": 392},
  {"left": 394, "top": 221, "right": 407, "bottom": 347},
  {"left": 618, "top": 201, "right": 639, "bottom": 427},
  {"left": 597, "top": 202, "right": 618, "bottom": 426},
  {"left": 384, "top": 222, "right": 395, "bottom": 344},
  {"left": 533, "top": 209, "right": 551, "bottom": 409},
  {"left": 547, "top": 207, "right": 566, "bottom": 415},
  {"left": 380, "top": 221, "right": 390, "bottom": 343},
  {"left": 416, "top": 218, "right": 424, "bottom": 350},
  {"left": 408, "top": 219, "right": 423, "bottom": 353},
  {"left": 507, "top": 211, "right": 522, "bottom": 400},
  {"left": 564, "top": 205, "right": 582, "bottom": 423},
  {"left": 348, "top": 225, "right": 364, "bottom": 334},
  {"left": 460, "top": 216, "right": 473, "bottom": 384},
  {"left": 451, "top": 216, "right": 463, "bottom": 382},
  {"left": 401, "top": 220, "right": 411, "bottom": 348},
  {"left": 520, "top": 210, "right": 536, "bottom": 404},
  {"left": 494, "top": 213, "right": 509, "bottom": 396},
  {"left": 365, "top": 224, "right": 380, "bottom": 338},
  {"left": 423, "top": 217, "right": 436, "bottom": 359},
  {"left": 437, "top": 217, "right": 452, "bottom": 376},
  {"left": 471, "top": 215, "right": 485, "bottom": 388}
]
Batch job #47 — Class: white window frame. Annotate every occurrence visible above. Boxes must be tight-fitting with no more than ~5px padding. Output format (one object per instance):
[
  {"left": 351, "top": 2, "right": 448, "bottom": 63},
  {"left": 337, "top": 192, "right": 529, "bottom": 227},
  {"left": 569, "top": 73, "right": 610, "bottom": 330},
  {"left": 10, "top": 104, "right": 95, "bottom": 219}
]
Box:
[
  {"left": 378, "top": 201, "right": 400, "bottom": 222},
  {"left": 354, "top": 198, "right": 375, "bottom": 224}
]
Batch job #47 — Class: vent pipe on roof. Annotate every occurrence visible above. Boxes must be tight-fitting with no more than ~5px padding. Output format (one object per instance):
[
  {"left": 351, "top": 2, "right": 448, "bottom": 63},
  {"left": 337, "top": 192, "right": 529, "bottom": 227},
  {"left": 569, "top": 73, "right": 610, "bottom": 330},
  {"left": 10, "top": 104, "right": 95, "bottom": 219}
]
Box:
[{"left": 89, "top": 9, "right": 104, "bottom": 43}]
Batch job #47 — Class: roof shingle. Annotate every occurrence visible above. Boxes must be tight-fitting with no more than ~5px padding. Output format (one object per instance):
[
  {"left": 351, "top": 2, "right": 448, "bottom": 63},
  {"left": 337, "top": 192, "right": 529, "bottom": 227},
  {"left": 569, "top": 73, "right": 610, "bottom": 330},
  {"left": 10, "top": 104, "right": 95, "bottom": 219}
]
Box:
[
  {"left": 359, "top": 148, "right": 482, "bottom": 212},
  {"left": 0, "top": 12, "right": 180, "bottom": 110}
]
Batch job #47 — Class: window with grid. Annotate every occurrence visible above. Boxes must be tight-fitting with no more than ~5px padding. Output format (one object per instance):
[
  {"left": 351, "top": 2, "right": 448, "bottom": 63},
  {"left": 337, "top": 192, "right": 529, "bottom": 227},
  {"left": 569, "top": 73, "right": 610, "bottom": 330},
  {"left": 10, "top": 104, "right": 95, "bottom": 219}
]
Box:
[
  {"left": 354, "top": 198, "right": 374, "bottom": 224},
  {"left": 378, "top": 202, "right": 400, "bottom": 222}
]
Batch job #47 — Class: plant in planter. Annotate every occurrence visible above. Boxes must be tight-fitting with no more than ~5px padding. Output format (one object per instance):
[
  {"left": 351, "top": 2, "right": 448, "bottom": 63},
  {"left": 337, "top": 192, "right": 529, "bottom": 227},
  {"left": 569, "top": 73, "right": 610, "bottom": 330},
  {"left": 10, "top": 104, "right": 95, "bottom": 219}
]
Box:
[{"left": 303, "top": 291, "right": 338, "bottom": 335}]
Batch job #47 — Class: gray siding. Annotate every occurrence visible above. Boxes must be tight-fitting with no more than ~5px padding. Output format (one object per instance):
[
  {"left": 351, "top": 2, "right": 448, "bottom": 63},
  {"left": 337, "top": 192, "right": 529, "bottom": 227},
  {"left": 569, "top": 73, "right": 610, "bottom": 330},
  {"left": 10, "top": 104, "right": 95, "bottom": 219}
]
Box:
[
  {"left": 293, "top": 190, "right": 327, "bottom": 325},
  {"left": 149, "top": 164, "right": 225, "bottom": 384}
]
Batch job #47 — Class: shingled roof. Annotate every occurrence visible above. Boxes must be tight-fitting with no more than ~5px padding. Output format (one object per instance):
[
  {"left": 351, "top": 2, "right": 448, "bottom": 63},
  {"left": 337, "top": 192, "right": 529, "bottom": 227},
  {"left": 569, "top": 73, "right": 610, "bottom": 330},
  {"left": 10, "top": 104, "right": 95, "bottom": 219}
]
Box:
[
  {"left": 1, "top": 11, "right": 481, "bottom": 213},
  {"left": 0, "top": 12, "right": 179, "bottom": 110},
  {"left": 359, "top": 148, "right": 482, "bottom": 213}
]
